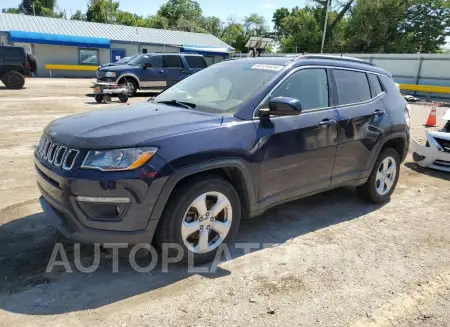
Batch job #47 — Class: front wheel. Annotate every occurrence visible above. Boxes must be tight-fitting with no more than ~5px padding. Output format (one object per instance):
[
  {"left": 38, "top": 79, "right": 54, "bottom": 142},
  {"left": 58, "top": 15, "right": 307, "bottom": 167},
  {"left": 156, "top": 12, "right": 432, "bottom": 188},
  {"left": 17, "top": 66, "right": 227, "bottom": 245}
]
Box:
[
  {"left": 119, "top": 78, "right": 138, "bottom": 97},
  {"left": 156, "top": 175, "right": 241, "bottom": 265},
  {"left": 357, "top": 148, "right": 400, "bottom": 204},
  {"left": 2, "top": 71, "right": 25, "bottom": 89}
]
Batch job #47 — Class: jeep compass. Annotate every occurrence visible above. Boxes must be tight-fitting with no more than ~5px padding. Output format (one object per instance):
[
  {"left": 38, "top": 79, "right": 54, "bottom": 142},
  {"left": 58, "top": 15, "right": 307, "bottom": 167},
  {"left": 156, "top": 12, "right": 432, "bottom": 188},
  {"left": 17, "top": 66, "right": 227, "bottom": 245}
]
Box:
[{"left": 35, "top": 55, "right": 410, "bottom": 264}]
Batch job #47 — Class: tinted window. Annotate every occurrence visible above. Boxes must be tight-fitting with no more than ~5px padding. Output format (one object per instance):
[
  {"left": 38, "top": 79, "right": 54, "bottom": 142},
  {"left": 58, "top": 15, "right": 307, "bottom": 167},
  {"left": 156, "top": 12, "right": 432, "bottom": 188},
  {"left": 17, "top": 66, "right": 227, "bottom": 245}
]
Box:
[
  {"left": 2, "top": 47, "right": 25, "bottom": 62},
  {"left": 270, "top": 68, "right": 329, "bottom": 110},
  {"left": 333, "top": 70, "right": 371, "bottom": 105},
  {"left": 185, "top": 56, "right": 207, "bottom": 68},
  {"left": 368, "top": 74, "right": 383, "bottom": 96},
  {"left": 164, "top": 55, "right": 182, "bottom": 68},
  {"left": 149, "top": 55, "right": 163, "bottom": 68}
]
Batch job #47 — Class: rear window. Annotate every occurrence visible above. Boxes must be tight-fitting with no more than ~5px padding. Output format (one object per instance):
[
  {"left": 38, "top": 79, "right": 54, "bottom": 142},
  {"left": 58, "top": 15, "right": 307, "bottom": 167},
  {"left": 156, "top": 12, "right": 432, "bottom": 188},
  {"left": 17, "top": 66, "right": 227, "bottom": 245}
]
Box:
[
  {"left": 185, "top": 56, "right": 207, "bottom": 69},
  {"left": 333, "top": 69, "right": 371, "bottom": 105},
  {"left": 2, "top": 47, "right": 25, "bottom": 62}
]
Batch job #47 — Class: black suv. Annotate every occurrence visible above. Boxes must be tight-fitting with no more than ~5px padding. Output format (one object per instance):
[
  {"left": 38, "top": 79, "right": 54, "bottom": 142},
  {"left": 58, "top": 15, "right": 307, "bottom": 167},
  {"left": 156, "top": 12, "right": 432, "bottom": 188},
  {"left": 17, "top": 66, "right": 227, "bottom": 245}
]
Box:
[
  {"left": 35, "top": 55, "right": 410, "bottom": 263},
  {"left": 0, "top": 45, "right": 36, "bottom": 89}
]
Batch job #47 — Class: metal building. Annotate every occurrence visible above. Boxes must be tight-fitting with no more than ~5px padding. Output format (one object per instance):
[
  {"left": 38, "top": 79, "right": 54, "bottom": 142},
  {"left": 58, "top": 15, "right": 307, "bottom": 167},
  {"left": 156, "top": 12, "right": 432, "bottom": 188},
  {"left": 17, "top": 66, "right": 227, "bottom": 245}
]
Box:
[{"left": 0, "top": 13, "right": 233, "bottom": 77}]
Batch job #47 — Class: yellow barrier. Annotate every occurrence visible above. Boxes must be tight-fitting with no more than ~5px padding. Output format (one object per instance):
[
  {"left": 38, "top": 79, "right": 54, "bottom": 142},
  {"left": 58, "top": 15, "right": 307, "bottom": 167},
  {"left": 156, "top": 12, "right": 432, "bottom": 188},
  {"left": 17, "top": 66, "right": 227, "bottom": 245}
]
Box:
[
  {"left": 45, "top": 64, "right": 98, "bottom": 71},
  {"left": 400, "top": 84, "right": 450, "bottom": 94}
]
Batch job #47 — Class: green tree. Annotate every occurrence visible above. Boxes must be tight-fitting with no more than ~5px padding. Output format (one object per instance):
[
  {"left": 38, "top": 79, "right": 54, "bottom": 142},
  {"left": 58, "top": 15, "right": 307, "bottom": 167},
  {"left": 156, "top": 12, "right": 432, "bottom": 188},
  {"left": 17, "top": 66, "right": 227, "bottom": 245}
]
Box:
[
  {"left": 71, "top": 10, "right": 86, "bottom": 21},
  {"left": 221, "top": 20, "right": 246, "bottom": 51},
  {"left": 272, "top": 7, "right": 290, "bottom": 36},
  {"left": 86, "top": 0, "right": 119, "bottom": 23},
  {"left": 3, "top": 0, "right": 63, "bottom": 17},
  {"left": 158, "top": 0, "right": 202, "bottom": 28},
  {"left": 200, "top": 16, "right": 223, "bottom": 36}
]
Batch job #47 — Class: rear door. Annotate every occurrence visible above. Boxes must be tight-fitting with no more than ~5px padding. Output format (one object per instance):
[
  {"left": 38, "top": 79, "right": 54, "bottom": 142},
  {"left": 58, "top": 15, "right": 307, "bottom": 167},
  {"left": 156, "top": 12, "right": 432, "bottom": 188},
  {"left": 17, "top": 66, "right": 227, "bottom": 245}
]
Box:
[
  {"left": 140, "top": 54, "right": 167, "bottom": 89},
  {"left": 164, "top": 55, "right": 188, "bottom": 87},
  {"left": 331, "top": 69, "right": 391, "bottom": 185},
  {"left": 256, "top": 68, "right": 339, "bottom": 205}
]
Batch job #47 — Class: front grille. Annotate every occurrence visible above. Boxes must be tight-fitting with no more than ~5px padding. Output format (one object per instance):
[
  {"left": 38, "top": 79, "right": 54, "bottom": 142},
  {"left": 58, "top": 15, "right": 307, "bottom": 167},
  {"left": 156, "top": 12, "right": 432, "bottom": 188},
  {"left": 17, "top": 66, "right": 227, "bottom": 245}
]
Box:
[
  {"left": 36, "top": 135, "right": 79, "bottom": 170},
  {"left": 434, "top": 137, "right": 450, "bottom": 153}
]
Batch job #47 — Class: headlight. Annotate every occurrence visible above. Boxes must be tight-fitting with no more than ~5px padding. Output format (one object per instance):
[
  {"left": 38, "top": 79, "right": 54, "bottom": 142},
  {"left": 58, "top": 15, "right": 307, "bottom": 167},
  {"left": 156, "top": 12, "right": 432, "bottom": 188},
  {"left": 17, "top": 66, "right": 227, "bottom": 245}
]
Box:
[
  {"left": 81, "top": 147, "right": 157, "bottom": 171},
  {"left": 105, "top": 72, "right": 116, "bottom": 78}
]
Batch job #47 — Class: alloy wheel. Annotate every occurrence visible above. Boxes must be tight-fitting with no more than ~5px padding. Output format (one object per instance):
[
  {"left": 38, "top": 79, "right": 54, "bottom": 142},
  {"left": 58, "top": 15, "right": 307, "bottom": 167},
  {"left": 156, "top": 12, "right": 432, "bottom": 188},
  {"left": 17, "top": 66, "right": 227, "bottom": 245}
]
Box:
[
  {"left": 181, "top": 191, "right": 233, "bottom": 254},
  {"left": 375, "top": 156, "right": 397, "bottom": 196}
]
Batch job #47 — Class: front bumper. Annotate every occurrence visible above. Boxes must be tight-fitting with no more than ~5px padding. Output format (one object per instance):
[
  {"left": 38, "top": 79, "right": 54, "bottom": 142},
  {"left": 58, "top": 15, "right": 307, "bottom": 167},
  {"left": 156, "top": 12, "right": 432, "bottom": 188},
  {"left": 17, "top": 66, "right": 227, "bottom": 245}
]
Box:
[
  {"left": 411, "top": 130, "right": 450, "bottom": 172},
  {"left": 35, "top": 154, "right": 170, "bottom": 244}
]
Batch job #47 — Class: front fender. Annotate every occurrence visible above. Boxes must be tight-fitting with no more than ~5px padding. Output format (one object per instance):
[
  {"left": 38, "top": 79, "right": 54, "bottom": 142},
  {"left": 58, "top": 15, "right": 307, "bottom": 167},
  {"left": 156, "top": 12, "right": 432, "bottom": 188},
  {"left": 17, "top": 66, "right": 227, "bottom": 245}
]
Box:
[
  {"left": 116, "top": 73, "right": 141, "bottom": 86},
  {"left": 149, "top": 159, "right": 258, "bottom": 221}
]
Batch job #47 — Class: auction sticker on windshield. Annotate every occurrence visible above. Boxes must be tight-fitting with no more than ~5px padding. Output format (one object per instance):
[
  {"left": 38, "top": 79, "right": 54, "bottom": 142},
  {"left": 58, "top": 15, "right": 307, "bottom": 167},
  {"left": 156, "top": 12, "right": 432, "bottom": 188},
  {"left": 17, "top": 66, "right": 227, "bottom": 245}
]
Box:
[{"left": 251, "top": 64, "right": 284, "bottom": 71}]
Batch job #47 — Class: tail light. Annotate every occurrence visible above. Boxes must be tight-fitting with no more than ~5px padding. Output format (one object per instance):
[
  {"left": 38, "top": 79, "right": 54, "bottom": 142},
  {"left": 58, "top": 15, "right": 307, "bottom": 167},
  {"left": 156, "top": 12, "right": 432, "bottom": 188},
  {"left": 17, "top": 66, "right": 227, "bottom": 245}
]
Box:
[{"left": 25, "top": 62, "right": 31, "bottom": 69}]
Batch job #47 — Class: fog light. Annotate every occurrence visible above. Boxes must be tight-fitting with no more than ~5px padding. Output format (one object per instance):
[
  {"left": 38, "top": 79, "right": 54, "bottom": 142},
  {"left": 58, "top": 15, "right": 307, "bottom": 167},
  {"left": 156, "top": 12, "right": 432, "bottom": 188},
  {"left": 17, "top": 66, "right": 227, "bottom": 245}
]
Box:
[
  {"left": 412, "top": 152, "right": 426, "bottom": 161},
  {"left": 76, "top": 196, "right": 130, "bottom": 204}
]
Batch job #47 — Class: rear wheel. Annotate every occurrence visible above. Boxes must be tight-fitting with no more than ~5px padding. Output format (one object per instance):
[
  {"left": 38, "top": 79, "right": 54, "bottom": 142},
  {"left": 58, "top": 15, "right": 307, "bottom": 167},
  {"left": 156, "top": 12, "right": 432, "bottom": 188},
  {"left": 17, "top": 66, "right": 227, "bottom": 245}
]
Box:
[
  {"left": 357, "top": 148, "right": 400, "bottom": 204},
  {"left": 156, "top": 175, "right": 241, "bottom": 265},
  {"left": 119, "top": 78, "right": 138, "bottom": 97},
  {"left": 2, "top": 71, "right": 25, "bottom": 89}
]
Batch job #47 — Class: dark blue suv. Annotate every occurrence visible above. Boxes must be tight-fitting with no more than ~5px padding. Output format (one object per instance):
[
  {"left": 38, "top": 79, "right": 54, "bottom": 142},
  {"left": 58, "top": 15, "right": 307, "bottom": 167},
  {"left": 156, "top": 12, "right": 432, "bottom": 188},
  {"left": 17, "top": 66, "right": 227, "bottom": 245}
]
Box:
[
  {"left": 35, "top": 55, "right": 410, "bottom": 264},
  {"left": 97, "top": 53, "right": 207, "bottom": 96}
]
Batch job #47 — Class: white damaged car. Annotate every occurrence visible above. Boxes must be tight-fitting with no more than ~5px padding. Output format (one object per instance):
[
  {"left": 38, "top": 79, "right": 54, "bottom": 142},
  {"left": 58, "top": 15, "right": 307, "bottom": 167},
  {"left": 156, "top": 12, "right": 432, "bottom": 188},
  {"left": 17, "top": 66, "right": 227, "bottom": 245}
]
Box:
[{"left": 412, "top": 109, "right": 450, "bottom": 172}]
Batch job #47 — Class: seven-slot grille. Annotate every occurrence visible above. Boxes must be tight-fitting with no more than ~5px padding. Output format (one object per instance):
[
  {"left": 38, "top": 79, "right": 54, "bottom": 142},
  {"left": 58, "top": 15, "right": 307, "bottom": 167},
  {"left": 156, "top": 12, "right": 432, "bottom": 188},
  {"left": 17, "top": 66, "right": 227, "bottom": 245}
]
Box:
[{"left": 36, "top": 135, "right": 79, "bottom": 170}]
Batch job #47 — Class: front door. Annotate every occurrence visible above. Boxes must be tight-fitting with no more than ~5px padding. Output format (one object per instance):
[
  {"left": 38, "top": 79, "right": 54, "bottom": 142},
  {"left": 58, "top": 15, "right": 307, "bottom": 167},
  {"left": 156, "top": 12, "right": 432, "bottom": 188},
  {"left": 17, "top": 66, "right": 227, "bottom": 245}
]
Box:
[
  {"left": 256, "top": 68, "right": 339, "bottom": 206},
  {"left": 140, "top": 54, "right": 167, "bottom": 89},
  {"left": 164, "top": 55, "right": 188, "bottom": 87},
  {"left": 331, "top": 69, "right": 391, "bottom": 185},
  {"left": 111, "top": 49, "right": 125, "bottom": 63}
]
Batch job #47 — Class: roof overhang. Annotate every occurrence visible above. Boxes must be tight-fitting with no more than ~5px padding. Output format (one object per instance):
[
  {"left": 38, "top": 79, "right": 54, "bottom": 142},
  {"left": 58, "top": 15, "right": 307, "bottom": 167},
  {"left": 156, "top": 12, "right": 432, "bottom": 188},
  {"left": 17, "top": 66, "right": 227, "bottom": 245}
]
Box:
[
  {"left": 9, "top": 30, "right": 110, "bottom": 48},
  {"left": 181, "top": 44, "right": 233, "bottom": 56}
]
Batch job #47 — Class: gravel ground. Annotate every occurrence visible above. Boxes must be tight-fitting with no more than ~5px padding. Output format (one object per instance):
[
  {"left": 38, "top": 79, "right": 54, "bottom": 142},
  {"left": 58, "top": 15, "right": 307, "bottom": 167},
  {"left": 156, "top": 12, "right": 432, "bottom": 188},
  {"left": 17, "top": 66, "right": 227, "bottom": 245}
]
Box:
[{"left": 0, "top": 79, "right": 449, "bottom": 327}]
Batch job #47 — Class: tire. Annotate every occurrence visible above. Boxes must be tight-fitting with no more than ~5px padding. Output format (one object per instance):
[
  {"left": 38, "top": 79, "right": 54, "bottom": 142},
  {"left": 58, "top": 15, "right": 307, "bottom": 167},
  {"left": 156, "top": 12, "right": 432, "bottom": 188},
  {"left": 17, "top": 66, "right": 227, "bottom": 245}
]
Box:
[
  {"left": 95, "top": 94, "right": 104, "bottom": 103},
  {"left": 118, "top": 94, "right": 128, "bottom": 103},
  {"left": 2, "top": 71, "right": 25, "bottom": 89},
  {"left": 119, "top": 78, "right": 138, "bottom": 97},
  {"left": 156, "top": 175, "right": 241, "bottom": 265},
  {"left": 357, "top": 148, "right": 400, "bottom": 204}
]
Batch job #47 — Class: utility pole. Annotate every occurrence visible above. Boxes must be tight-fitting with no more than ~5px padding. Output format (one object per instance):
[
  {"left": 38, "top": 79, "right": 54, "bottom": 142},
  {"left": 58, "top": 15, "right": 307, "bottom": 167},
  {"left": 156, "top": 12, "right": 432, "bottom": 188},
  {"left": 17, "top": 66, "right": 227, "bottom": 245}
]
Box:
[
  {"left": 32, "top": 2, "right": 36, "bottom": 16},
  {"left": 320, "top": 0, "right": 331, "bottom": 53}
]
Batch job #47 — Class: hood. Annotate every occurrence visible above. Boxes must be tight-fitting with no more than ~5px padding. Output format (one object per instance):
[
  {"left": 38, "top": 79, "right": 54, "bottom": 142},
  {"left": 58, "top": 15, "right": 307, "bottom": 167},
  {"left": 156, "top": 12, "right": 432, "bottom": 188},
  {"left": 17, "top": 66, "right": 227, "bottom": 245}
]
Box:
[
  {"left": 44, "top": 102, "right": 223, "bottom": 149},
  {"left": 100, "top": 64, "right": 137, "bottom": 72}
]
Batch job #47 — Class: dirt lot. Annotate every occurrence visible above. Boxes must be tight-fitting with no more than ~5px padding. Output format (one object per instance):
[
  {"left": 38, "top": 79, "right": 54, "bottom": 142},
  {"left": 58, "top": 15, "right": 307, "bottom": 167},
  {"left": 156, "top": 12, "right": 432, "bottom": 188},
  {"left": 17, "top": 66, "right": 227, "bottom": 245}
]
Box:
[{"left": 0, "top": 79, "right": 449, "bottom": 327}]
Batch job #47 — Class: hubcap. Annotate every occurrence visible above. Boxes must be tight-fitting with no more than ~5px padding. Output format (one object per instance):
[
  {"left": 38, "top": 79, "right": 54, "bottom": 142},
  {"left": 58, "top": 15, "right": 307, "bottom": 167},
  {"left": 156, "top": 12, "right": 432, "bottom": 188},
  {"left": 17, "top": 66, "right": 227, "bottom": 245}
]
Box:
[
  {"left": 375, "top": 156, "right": 397, "bottom": 196},
  {"left": 121, "top": 82, "right": 134, "bottom": 95},
  {"left": 181, "top": 192, "right": 232, "bottom": 254}
]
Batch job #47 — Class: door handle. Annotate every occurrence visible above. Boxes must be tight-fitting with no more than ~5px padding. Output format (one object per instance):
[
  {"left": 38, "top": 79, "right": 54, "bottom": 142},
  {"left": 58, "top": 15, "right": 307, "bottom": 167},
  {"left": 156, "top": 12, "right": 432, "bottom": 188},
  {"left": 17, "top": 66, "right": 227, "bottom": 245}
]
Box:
[
  {"left": 373, "top": 109, "right": 385, "bottom": 116},
  {"left": 318, "top": 118, "right": 337, "bottom": 128}
]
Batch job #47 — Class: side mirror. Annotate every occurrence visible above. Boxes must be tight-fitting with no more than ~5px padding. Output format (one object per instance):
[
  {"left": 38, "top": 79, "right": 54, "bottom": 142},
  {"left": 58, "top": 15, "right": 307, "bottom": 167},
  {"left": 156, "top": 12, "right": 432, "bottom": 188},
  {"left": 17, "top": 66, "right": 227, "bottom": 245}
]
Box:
[
  {"left": 144, "top": 63, "right": 152, "bottom": 69},
  {"left": 260, "top": 97, "right": 302, "bottom": 117}
]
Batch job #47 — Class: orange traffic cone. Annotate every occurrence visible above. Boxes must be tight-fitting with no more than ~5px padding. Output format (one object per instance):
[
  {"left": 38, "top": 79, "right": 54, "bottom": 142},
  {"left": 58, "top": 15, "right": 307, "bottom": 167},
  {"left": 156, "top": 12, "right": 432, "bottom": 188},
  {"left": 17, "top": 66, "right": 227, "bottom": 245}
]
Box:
[{"left": 424, "top": 102, "right": 438, "bottom": 127}]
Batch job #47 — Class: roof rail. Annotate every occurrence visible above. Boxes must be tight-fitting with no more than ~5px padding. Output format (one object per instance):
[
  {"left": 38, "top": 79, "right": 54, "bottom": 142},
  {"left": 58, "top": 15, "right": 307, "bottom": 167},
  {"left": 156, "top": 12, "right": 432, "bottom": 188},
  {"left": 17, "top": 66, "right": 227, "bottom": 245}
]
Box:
[{"left": 295, "top": 54, "right": 374, "bottom": 66}]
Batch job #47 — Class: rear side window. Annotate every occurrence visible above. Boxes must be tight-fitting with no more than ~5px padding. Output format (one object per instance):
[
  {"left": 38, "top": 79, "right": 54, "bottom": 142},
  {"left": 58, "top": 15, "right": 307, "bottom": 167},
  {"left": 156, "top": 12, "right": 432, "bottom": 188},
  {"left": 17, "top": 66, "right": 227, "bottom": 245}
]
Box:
[
  {"left": 368, "top": 74, "right": 383, "bottom": 96},
  {"left": 185, "top": 56, "right": 207, "bottom": 69},
  {"left": 2, "top": 47, "right": 25, "bottom": 62},
  {"left": 333, "top": 69, "right": 371, "bottom": 105},
  {"left": 270, "top": 68, "right": 329, "bottom": 110},
  {"left": 164, "top": 55, "right": 182, "bottom": 68}
]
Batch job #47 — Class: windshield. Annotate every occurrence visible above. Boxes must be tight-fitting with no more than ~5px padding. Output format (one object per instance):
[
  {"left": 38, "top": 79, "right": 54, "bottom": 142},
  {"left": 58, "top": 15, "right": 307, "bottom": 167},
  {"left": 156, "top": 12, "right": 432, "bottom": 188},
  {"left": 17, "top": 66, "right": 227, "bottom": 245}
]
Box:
[
  {"left": 128, "top": 54, "right": 151, "bottom": 66},
  {"left": 152, "top": 61, "right": 284, "bottom": 115}
]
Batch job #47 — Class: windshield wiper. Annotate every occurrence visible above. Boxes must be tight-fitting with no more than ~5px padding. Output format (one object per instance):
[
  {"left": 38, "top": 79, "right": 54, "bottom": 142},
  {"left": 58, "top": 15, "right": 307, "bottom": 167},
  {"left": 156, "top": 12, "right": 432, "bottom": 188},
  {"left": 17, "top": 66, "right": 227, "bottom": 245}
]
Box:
[{"left": 156, "top": 100, "right": 196, "bottom": 110}]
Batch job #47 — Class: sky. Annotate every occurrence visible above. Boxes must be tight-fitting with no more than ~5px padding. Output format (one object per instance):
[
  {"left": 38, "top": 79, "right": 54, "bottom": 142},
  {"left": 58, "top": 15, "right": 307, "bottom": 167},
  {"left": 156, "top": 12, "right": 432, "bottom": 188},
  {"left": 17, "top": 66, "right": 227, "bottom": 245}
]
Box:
[{"left": 1, "top": 0, "right": 308, "bottom": 26}]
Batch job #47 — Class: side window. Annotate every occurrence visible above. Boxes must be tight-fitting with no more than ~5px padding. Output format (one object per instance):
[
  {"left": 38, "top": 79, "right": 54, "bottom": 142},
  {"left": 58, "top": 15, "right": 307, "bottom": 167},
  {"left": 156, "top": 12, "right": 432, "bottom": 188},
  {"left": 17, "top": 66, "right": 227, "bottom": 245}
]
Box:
[
  {"left": 3, "top": 47, "right": 25, "bottom": 62},
  {"left": 164, "top": 55, "right": 182, "bottom": 68},
  {"left": 185, "top": 56, "right": 207, "bottom": 68},
  {"left": 368, "top": 74, "right": 383, "bottom": 97},
  {"left": 333, "top": 69, "right": 371, "bottom": 105},
  {"left": 149, "top": 55, "right": 163, "bottom": 68},
  {"left": 270, "top": 68, "right": 329, "bottom": 110}
]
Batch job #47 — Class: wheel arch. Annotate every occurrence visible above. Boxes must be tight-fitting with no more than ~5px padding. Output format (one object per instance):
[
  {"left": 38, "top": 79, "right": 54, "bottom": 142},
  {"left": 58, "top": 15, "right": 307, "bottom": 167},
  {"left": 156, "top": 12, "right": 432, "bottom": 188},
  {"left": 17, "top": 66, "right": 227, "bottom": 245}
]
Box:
[
  {"left": 117, "top": 73, "right": 140, "bottom": 87},
  {"left": 149, "top": 159, "right": 258, "bottom": 223}
]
